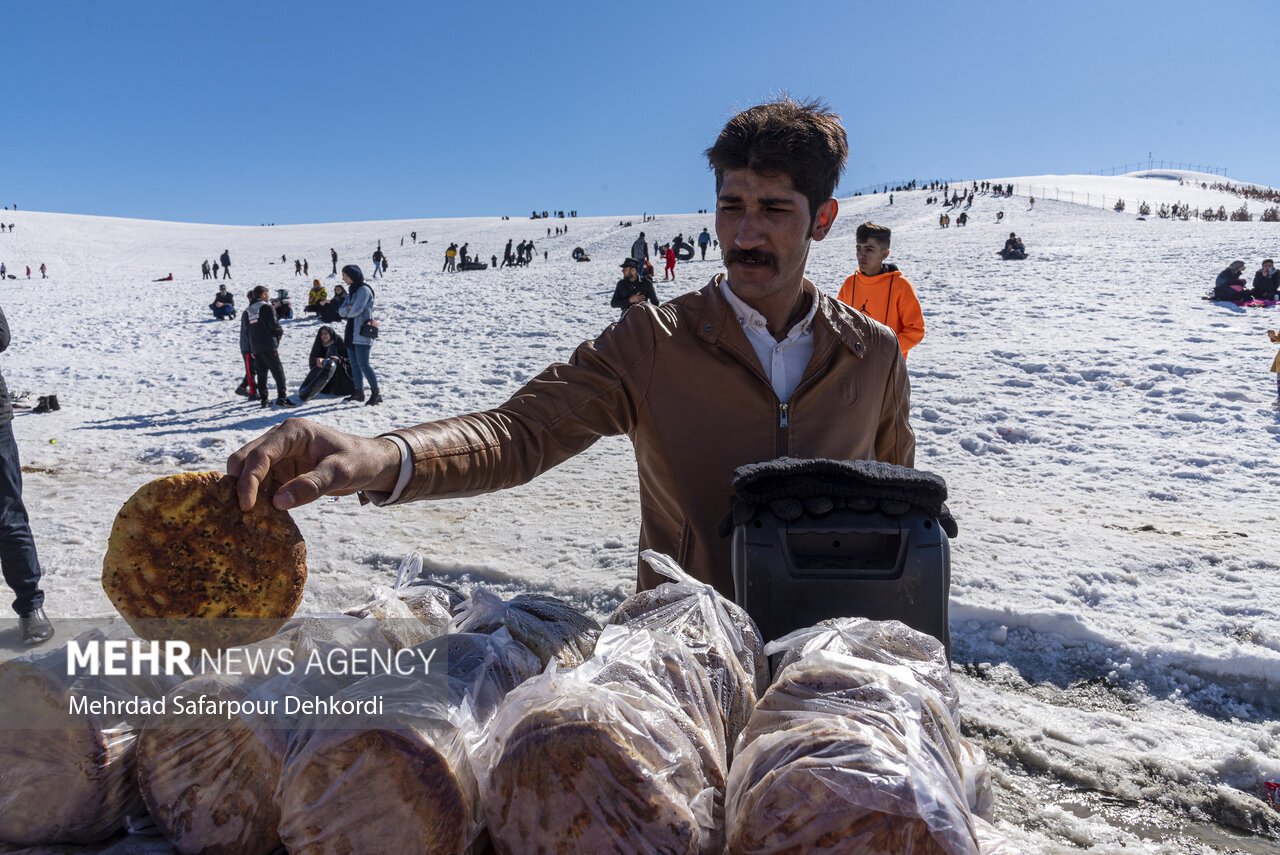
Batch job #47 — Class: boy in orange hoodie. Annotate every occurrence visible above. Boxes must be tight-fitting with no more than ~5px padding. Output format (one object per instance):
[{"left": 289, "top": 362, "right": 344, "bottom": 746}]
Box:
[{"left": 836, "top": 222, "right": 925, "bottom": 358}]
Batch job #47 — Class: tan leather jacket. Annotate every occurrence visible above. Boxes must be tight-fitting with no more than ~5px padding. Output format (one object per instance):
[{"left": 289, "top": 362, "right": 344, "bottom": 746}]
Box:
[{"left": 386, "top": 275, "right": 915, "bottom": 597}]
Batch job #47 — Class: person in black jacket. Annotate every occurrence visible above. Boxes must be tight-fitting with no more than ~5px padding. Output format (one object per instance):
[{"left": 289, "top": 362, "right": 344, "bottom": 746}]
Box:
[
  {"left": 0, "top": 305, "right": 53, "bottom": 645},
  {"left": 1213, "top": 261, "right": 1251, "bottom": 301},
  {"left": 219, "top": 249, "right": 232, "bottom": 279},
  {"left": 246, "top": 285, "right": 296, "bottom": 408},
  {"left": 300, "top": 325, "right": 356, "bottom": 399},
  {"left": 320, "top": 284, "right": 346, "bottom": 324},
  {"left": 210, "top": 284, "right": 235, "bottom": 320},
  {"left": 610, "top": 258, "right": 659, "bottom": 318},
  {"left": 1252, "top": 259, "right": 1278, "bottom": 301}
]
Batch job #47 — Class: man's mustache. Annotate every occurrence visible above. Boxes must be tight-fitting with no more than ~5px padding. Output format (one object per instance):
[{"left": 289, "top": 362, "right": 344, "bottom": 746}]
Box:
[{"left": 724, "top": 249, "right": 777, "bottom": 269}]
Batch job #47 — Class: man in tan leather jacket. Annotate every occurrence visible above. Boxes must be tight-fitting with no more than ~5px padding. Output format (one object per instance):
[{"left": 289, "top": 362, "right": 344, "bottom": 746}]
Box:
[{"left": 230, "top": 98, "right": 915, "bottom": 597}]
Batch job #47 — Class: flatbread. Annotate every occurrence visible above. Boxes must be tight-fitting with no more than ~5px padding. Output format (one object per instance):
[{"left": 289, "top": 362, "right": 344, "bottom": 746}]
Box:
[
  {"left": 0, "top": 661, "right": 142, "bottom": 845},
  {"left": 135, "top": 674, "right": 285, "bottom": 855},
  {"left": 102, "top": 471, "right": 306, "bottom": 645}
]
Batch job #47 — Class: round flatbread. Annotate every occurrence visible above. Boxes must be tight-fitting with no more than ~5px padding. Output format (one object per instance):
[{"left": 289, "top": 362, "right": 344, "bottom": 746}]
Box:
[{"left": 102, "top": 471, "right": 306, "bottom": 644}]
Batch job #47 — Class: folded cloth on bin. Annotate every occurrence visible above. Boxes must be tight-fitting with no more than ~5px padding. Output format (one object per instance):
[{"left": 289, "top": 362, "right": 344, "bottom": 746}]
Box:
[{"left": 722, "top": 458, "right": 957, "bottom": 538}]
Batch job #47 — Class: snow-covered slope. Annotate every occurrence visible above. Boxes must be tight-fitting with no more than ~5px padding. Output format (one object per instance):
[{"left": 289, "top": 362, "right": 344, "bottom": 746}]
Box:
[{"left": 0, "top": 172, "right": 1277, "bottom": 852}]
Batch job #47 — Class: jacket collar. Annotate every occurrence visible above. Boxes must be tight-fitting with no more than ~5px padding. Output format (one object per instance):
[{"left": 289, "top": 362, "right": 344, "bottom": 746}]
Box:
[{"left": 696, "top": 274, "right": 868, "bottom": 360}]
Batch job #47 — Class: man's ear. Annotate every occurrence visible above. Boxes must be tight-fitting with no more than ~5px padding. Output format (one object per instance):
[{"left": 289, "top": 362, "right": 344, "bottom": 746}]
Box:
[{"left": 812, "top": 199, "right": 838, "bottom": 241}]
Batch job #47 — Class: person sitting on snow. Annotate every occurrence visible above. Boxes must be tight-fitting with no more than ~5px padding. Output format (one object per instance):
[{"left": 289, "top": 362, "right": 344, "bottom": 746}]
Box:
[
  {"left": 305, "top": 279, "right": 328, "bottom": 315},
  {"left": 299, "top": 325, "right": 355, "bottom": 399},
  {"left": 210, "top": 284, "right": 236, "bottom": 320},
  {"left": 1252, "top": 259, "right": 1278, "bottom": 302},
  {"left": 1213, "top": 261, "right": 1251, "bottom": 302}
]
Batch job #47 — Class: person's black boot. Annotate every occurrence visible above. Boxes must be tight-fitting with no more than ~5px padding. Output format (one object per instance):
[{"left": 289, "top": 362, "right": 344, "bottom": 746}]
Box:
[
  {"left": 260, "top": 398, "right": 270, "bottom": 409},
  {"left": 234, "top": 381, "right": 249, "bottom": 397},
  {"left": 47, "top": 395, "right": 60, "bottom": 411},
  {"left": 20, "top": 607, "right": 54, "bottom": 646},
  {"left": 344, "top": 391, "right": 366, "bottom": 403},
  {"left": 31, "top": 396, "right": 50, "bottom": 414},
  {"left": 365, "top": 389, "right": 383, "bottom": 406},
  {"left": 277, "top": 397, "right": 297, "bottom": 408}
]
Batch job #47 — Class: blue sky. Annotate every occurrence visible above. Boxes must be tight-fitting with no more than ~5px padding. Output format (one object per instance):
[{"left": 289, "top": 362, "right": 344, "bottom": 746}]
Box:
[{"left": 3, "top": 0, "right": 1276, "bottom": 225}]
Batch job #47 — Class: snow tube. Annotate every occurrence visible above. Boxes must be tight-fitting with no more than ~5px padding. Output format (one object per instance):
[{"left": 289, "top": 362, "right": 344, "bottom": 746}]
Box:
[
  {"left": 572, "top": 247, "right": 589, "bottom": 262},
  {"left": 298, "top": 360, "right": 339, "bottom": 402},
  {"left": 457, "top": 260, "right": 488, "bottom": 271},
  {"left": 673, "top": 240, "right": 695, "bottom": 262}
]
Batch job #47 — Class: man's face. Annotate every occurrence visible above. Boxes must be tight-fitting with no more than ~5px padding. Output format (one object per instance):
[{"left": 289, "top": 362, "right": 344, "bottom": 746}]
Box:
[
  {"left": 716, "top": 169, "right": 829, "bottom": 303},
  {"left": 1264, "top": 261, "right": 1274, "bottom": 274},
  {"left": 855, "top": 239, "right": 890, "bottom": 276}
]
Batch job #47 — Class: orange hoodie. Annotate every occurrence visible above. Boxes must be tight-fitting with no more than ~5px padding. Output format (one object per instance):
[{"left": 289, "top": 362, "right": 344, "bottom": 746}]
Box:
[{"left": 837, "top": 266, "right": 925, "bottom": 357}]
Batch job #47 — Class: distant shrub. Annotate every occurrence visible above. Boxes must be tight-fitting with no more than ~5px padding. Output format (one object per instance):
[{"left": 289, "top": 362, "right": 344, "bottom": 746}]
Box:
[
  {"left": 1217, "top": 205, "right": 1229, "bottom": 221},
  {"left": 1138, "top": 201, "right": 1151, "bottom": 216},
  {"left": 1229, "top": 204, "right": 1252, "bottom": 222},
  {"left": 1180, "top": 207, "right": 1191, "bottom": 221},
  {"left": 1157, "top": 203, "right": 1170, "bottom": 219},
  {"left": 1113, "top": 199, "right": 1126, "bottom": 212},
  {"left": 1261, "top": 206, "right": 1280, "bottom": 223}
]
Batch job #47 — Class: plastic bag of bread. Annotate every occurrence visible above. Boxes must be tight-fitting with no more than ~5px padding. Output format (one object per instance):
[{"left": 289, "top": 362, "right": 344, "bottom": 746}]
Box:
[
  {"left": 451, "top": 587, "right": 599, "bottom": 668},
  {"left": 477, "top": 626, "right": 726, "bottom": 855},
  {"left": 389, "top": 551, "right": 464, "bottom": 623},
  {"left": 440, "top": 629, "right": 542, "bottom": 726},
  {"left": 135, "top": 672, "right": 288, "bottom": 855},
  {"left": 135, "top": 614, "right": 400, "bottom": 855},
  {"left": 344, "top": 588, "right": 446, "bottom": 650},
  {"left": 0, "top": 628, "right": 176, "bottom": 846},
  {"left": 275, "top": 628, "right": 540, "bottom": 855},
  {"left": 608, "top": 551, "right": 765, "bottom": 749},
  {"left": 725, "top": 714, "right": 980, "bottom": 855},
  {"left": 746, "top": 649, "right": 993, "bottom": 822},
  {"left": 766, "top": 616, "right": 958, "bottom": 719}
]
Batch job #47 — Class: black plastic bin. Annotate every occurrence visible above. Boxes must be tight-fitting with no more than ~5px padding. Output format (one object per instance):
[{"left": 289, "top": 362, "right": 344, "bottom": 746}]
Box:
[{"left": 730, "top": 506, "right": 951, "bottom": 657}]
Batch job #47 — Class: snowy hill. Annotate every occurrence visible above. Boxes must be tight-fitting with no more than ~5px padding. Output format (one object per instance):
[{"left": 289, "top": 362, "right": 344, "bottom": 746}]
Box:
[{"left": 1, "top": 172, "right": 1278, "bottom": 852}]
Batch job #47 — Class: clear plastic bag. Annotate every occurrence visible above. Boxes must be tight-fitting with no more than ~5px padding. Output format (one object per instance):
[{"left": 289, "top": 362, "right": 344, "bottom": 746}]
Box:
[
  {"left": 273, "top": 624, "right": 540, "bottom": 855},
  {"left": 749, "top": 649, "right": 993, "bottom": 823},
  {"left": 0, "top": 626, "right": 176, "bottom": 846},
  {"left": 388, "top": 551, "right": 464, "bottom": 622},
  {"left": 135, "top": 672, "right": 287, "bottom": 855},
  {"left": 451, "top": 587, "right": 600, "bottom": 668},
  {"left": 476, "top": 626, "right": 726, "bottom": 854},
  {"left": 763, "top": 624, "right": 994, "bottom": 821},
  {"left": 973, "top": 817, "right": 1025, "bottom": 854},
  {"left": 608, "top": 551, "right": 764, "bottom": 750},
  {"left": 725, "top": 715, "right": 979, "bottom": 855},
  {"left": 277, "top": 698, "right": 476, "bottom": 854},
  {"left": 765, "top": 616, "right": 958, "bottom": 719}
]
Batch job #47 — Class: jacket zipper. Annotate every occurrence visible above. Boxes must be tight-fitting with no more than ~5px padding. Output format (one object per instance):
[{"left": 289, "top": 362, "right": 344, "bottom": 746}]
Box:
[{"left": 778, "top": 403, "right": 789, "bottom": 456}]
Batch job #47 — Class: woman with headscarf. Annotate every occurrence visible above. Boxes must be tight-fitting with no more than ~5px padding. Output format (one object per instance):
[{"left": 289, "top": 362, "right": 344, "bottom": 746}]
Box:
[
  {"left": 320, "top": 283, "right": 346, "bottom": 324},
  {"left": 338, "top": 264, "right": 381, "bottom": 405},
  {"left": 298, "top": 325, "right": 355, "bottom": 400},
  {"left": 305, "top": 279, "right": 328, "bottom": 316}
]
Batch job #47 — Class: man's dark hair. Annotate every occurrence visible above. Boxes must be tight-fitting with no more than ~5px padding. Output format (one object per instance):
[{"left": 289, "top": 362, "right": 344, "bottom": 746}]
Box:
[
  {"left": 1264, "top": 258, "right": 1274, "bottom": 266},
  {"left": 705, "top": 97, "right": 848, "bottom": 225},
  {"left": 252, "top": 285, "right": 269, "bottom": 300},
  {"left": 856, "top": 222, "right": 892, "bottom": 248}
]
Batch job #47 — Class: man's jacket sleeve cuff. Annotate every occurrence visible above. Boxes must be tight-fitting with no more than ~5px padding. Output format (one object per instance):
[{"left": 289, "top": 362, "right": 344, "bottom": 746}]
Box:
[{"left": 359, "top": 434, "right": 413, "bottom": 506}]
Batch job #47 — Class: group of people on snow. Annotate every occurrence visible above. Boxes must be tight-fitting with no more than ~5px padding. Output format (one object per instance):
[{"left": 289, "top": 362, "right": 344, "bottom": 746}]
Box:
[
  {"left": 224, "top": 263, "right": 381, "bottom": 409},
  {"left": 1213, "top": 259, "right": 1278, "bottom": 303}
]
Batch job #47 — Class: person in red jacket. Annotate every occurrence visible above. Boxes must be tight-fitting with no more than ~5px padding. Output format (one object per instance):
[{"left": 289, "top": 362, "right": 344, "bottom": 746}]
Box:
[
  {"left": 837, "top": 222, "right": 925, "bottom": 358},
  {"left": 663, "top": 244, "right": 677, "bottom": 281}
]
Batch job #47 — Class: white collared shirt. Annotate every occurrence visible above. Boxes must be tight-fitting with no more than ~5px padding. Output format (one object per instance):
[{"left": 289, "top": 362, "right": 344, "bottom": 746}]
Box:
[{"left": 719, "top": 277, "right": 818, "bottom": 403}]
